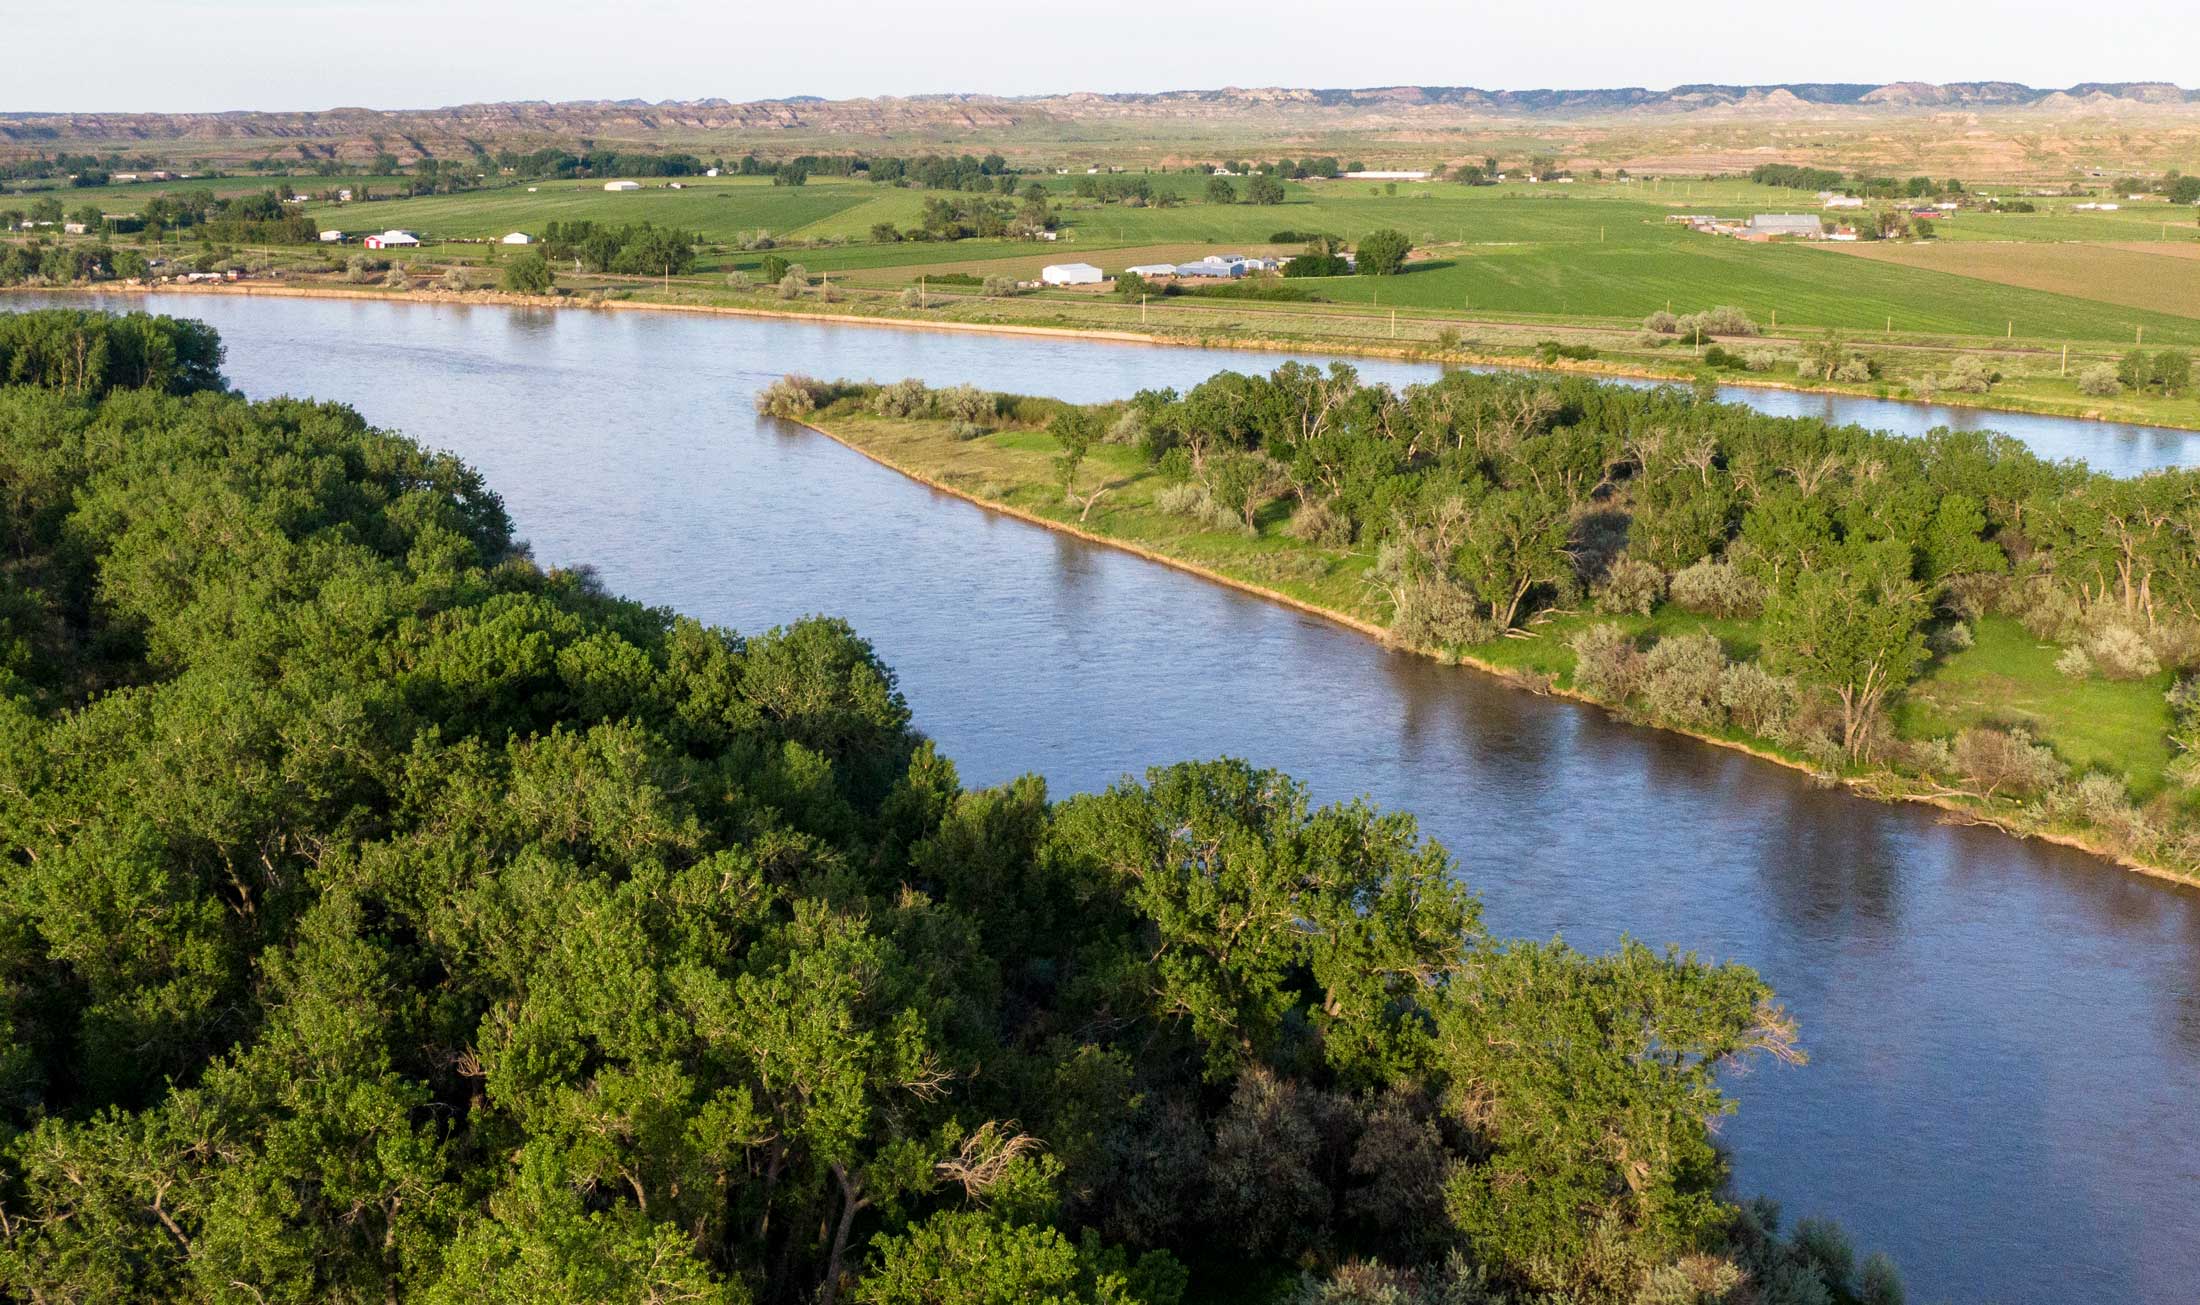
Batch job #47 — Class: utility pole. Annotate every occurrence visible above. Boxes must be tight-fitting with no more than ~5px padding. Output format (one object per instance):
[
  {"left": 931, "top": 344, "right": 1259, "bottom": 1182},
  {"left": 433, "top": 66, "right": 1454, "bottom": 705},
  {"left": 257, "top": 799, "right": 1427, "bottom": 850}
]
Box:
[
  {"left": 1391, "top": 308, "right": 1397, "bottom": 337},
  {"left": 1140, "top": 293, "right": 1146, "bottom": 323},
  {"left": 2061, "top": 344, "right": 2068, "bottom": 376}
]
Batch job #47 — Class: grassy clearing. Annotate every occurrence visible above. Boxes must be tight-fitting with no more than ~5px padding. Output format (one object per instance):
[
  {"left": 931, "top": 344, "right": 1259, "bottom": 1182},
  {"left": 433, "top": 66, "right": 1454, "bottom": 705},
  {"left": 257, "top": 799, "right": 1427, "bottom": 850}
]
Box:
[{"left": 1897, "top": 616, "right": 2178, "bottom": 796}]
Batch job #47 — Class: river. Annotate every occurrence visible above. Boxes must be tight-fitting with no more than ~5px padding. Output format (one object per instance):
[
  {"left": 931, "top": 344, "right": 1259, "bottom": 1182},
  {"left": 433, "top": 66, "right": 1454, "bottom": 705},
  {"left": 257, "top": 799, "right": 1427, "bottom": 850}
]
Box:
[{"left": 19, "top": 292, "right": 2200, "bottom": 1303}]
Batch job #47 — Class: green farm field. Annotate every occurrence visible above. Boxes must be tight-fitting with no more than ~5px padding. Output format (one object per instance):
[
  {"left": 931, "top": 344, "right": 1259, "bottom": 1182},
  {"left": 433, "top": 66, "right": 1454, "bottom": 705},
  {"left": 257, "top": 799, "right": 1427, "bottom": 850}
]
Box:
[{"left": 301, "top": 175, "right": 2200, "bottom": 343}]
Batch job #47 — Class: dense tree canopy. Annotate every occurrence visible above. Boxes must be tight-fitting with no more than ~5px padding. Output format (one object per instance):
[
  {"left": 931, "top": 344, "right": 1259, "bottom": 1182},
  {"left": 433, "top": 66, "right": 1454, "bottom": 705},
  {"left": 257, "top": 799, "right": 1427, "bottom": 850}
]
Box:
[{"left": 0, "top": 314, "right": 1851, "bottom": 1303}]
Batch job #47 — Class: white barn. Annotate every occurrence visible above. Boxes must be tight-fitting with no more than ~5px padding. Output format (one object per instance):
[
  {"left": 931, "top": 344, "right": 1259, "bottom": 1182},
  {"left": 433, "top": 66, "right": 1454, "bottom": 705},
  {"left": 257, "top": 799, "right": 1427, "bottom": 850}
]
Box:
[
  {"left": 1040, "top": 262, "right": 1105, "bottom": 286},
  {"left": 500, "top": 232, "right": 533, "bottom": 245},
  {"left": 318, "top": 229, "right": 345, "bottom": 243},
  {"left": 1123, "top": 263, "right": 1178, "bottom": 278},
  {"left": 603, "top": 180, "right": 642, "bottom": 192}
]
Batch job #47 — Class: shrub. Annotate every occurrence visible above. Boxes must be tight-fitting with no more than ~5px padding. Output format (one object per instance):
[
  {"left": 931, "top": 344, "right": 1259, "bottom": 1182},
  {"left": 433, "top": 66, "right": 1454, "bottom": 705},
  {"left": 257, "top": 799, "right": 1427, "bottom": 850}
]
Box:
[
  {"left": 382, "top": 267, "right": 410, "bottom": 290},
  {"left": 1284, "top": 499, "right": 1353, "bottom": 547},
  {"left": 2049, "top": 773, "right": 2152, "bottom": 846},
  {"left": 1930, "top": 620, "right": 1974, "bottom": 654},
  {"left": 1939, "top": 355, "right": 1998, "bottom": 393},
  {"left": 439, "top": 267, "right": 469, "bottom": 292},
  {"left": 1104, "top": 407, "right": 1146, "bottom": 446},
  {"left": 754, "top": 373, "right": 826, "bottom": 418},
  {"left": 898, "top": 286, "right": 936, "bottom": 308},
  {"left": 1643, "top": 310, "right": 1680, "bottom": 334},
  {"left": 501, "top": 251, "right": 555, "bottom": 294},
  {"left": 1389, "top": 577, "right": 1498, "bottom": 649},
  {"left": 1952, "top": 727, "right": 2065, "bottom": 800},
  {"left": 818, "top": 280, "right": 844, "bottom": 303},
  {"left": 870, "top": 378, "right": 931, "bottom": 418},
  {"left": 2007, "top": 579, "right": 2083, "bottom": 641},
  {"left": 981, "top": 274, "right": 1018, "bottom": 297},
  {"left": 948, "top": 420, "right": 988, "bottom": 441},
  {"left": 1832, "top": 356, "right": 1877, "bottom": 382},
  {"left": 758, "top": 254, "right": 789, "bottom": 281},
  {"left": 2083, "top": 622, "right": 2162, "bottom": 679},
  {"left": 1590, "top": 555, "right": 1666, "bottom": 616},
  {"left": 1640, "top": 633, "right": 1729, "bottom": 727},
  {"left": 2055, "top": 645, "right": 2094, "bottom": 679},
  {"left": 2076, "top": 363, "right": 2121, "bottom": 398},
  {"left": 777, "top": 272, "right": 805, "bottom": 300},
  {"left": 936, "top": 383, "right": 995, "bottom": 425},
  {"left": 724, "top": 270, "right": 754, "bottom": 291},
  {"left": 1743, "top": 347, "right": 1785, "bottom": 372},
  {"left": 1670, "top": 558, "right": 1765, "bottom": 618},
  {"left": 1719, "top": 662, "right": 1798, "bottom": 735},
  {"left": 1569, "top": 623, "right": 1642, "bottom": 700},
  {"left": 1676, "top": 305, "right": 1761, "bottom": 339},
  {"left": 1154, "top": 482, "right": 1209, "bottom": 519}
]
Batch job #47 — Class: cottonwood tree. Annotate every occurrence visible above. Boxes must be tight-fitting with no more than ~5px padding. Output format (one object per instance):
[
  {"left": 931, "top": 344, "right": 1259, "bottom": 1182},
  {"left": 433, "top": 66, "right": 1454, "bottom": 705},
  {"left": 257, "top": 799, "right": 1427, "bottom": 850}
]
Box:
[{"left": 1762, "top": 541, "right": 1930, "bottom": 758}]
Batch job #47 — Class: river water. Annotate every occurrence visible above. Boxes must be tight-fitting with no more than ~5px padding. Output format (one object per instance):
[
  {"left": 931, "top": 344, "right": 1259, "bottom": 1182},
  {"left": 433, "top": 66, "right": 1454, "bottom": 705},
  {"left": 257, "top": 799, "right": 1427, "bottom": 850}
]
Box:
[{"left": 20, "top": 293, "right": 2200, "bottom": 1303}]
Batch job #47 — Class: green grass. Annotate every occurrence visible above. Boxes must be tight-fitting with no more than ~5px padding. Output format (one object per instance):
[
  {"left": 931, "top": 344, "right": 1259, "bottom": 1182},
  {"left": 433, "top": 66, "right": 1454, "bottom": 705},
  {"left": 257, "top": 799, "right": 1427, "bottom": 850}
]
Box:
[
  {"left": 1898, "top": 615, "right": 2177, "bottom": 795},
  {"left": 264, "top": 175, "right": 2200, "bottom": 345}
]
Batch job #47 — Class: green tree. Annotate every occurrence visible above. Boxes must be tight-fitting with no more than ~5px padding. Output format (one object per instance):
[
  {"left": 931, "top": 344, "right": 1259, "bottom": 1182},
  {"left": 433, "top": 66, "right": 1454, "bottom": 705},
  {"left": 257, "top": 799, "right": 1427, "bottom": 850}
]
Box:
[
  {"left": 1244, "top": 174, "right": 1285, "bottom": 205},
  {"left": 499, "top": 250, "right": 555, "bottom": 294},
  {"left": 1355, "top": 228, "right": 1412, "bottom": 276},
  {"left": 1762, "top": 543, "right": 1930, "bottom": 758},
  {"left": 1203, "top": 175, "right": 1236, "bottom": 205}
]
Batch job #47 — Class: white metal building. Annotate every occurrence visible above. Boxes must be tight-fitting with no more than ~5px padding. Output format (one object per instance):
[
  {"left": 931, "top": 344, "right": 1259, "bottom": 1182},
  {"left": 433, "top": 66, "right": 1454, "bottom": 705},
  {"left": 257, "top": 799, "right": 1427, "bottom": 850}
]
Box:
[
  {"left": 500, "top": 232, "right": 533, "bottom": 244},
  {"left": 603, "top": 180, "right": 642, "bottom": 192},
  {"left": 1040, "top": 262, "right": 1105, "bottom": 286}
]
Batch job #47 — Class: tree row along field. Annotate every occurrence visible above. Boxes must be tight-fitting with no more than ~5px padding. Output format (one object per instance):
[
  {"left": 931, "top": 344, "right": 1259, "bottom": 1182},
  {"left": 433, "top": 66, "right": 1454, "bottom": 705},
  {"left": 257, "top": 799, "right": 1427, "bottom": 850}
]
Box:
[{"left": 317, "top": 175, "right": 2200, "bottom": 345}]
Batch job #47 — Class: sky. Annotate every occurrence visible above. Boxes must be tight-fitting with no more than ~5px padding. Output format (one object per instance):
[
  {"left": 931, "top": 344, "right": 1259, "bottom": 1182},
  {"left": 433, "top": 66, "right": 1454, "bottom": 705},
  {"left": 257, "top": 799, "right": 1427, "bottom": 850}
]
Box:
[{"left": 9, "top": 0, "right": 2198, "bottom": 113}]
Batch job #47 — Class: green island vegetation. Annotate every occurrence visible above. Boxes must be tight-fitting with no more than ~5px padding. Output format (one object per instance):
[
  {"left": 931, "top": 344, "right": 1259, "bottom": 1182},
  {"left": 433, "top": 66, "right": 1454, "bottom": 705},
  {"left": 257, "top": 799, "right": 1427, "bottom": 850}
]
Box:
[
  {"left": 765, "top": 363, "right": 2200, "bottom": 880},
  {"left": 0, "top": 308, "right": 1909, "bottom": 1304},
  {"left": 11, "top": 148, "right": 2200, "bottom": 429}
]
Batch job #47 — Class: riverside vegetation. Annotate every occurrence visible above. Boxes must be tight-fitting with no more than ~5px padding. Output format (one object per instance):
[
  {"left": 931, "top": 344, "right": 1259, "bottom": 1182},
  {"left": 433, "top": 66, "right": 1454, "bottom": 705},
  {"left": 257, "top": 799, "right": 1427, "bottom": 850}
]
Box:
[
  {"left": 0, "top": 309, "right": 1903, "bottom": 1304},
  {"left": 765, "top": 362, "right": 2200, "bottom": 880}
]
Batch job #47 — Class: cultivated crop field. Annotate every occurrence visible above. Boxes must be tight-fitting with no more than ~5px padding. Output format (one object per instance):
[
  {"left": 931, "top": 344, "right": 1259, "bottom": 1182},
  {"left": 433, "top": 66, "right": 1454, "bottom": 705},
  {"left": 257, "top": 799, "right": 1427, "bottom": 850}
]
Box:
[{"left": 1835, "top": 240, "right": 2200, "bottom": 320}]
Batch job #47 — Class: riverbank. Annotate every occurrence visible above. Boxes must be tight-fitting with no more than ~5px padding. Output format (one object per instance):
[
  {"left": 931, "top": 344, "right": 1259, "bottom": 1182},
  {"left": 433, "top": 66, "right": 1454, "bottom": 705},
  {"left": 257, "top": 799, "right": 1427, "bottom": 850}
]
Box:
[
  {"left": 15, "top": 276, "right": 2200, "bottom": 436},
  {"left": 790, "top": 398, "right": 2198, "bottom": 887}
]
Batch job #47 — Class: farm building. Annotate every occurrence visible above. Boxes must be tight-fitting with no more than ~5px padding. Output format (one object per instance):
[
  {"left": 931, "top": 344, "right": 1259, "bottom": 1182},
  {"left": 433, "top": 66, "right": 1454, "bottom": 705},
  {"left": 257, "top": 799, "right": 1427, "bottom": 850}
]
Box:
[
  {"left": 1342, "top": 170, "right": 1431, "bottom": 181},
  {"left": 1040, "top": 262, "right": 1105, "bottom": 286},
  {"left": 363, "top": 230, "right": 420, "bottom": 250},
  {"left": 1174, "top": 258, "right": 1245, "bottom": 278},
  {"left": 1821, "top": 195, "right": 1865, "bottom": 209},
  {"left": 317, "top": 230, "right": 344, "bottom": 243},
  {"left": 1742, "top": 214, "right": 1823, "bottom": 239},
  {"left": 603, "top": 180, "right": 642, "bottom": 192},
  {"left": 1123, "top": 263, "right": 1178, "bottom": 278},
  {"left": 500, "top": 232, "right": 533, "bottom": 245}
]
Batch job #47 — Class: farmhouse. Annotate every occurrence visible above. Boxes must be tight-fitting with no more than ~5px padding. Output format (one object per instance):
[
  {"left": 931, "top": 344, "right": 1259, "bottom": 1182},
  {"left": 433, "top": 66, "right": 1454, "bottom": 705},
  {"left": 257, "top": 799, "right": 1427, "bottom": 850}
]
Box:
[
  {"left": 603, "top": 180, "right": 642, "bottom": 192},
  {"left": 500, "top": 232, "right": 533, "bottom": 245},
  {"left": 1040, "top": 262, "right": 1105, "bottom": 286},
  {"left": 363, "top": 230, "right": 420, "bottom": 250}
]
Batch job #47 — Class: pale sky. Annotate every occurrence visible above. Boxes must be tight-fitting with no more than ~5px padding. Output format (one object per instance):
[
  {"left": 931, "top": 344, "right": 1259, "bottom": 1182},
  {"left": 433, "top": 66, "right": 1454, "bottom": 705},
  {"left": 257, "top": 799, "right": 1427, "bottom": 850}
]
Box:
[{"left": 9, "top": 0, "right": 2197, "bottom": 114}]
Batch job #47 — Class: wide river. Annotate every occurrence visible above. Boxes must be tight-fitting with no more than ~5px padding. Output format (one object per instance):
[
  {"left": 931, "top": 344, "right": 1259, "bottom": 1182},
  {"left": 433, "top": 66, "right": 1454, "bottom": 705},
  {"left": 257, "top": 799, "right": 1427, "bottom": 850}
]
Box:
[{"left": 24, "top": 293, "right": 2200, "bottom": 1302}]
